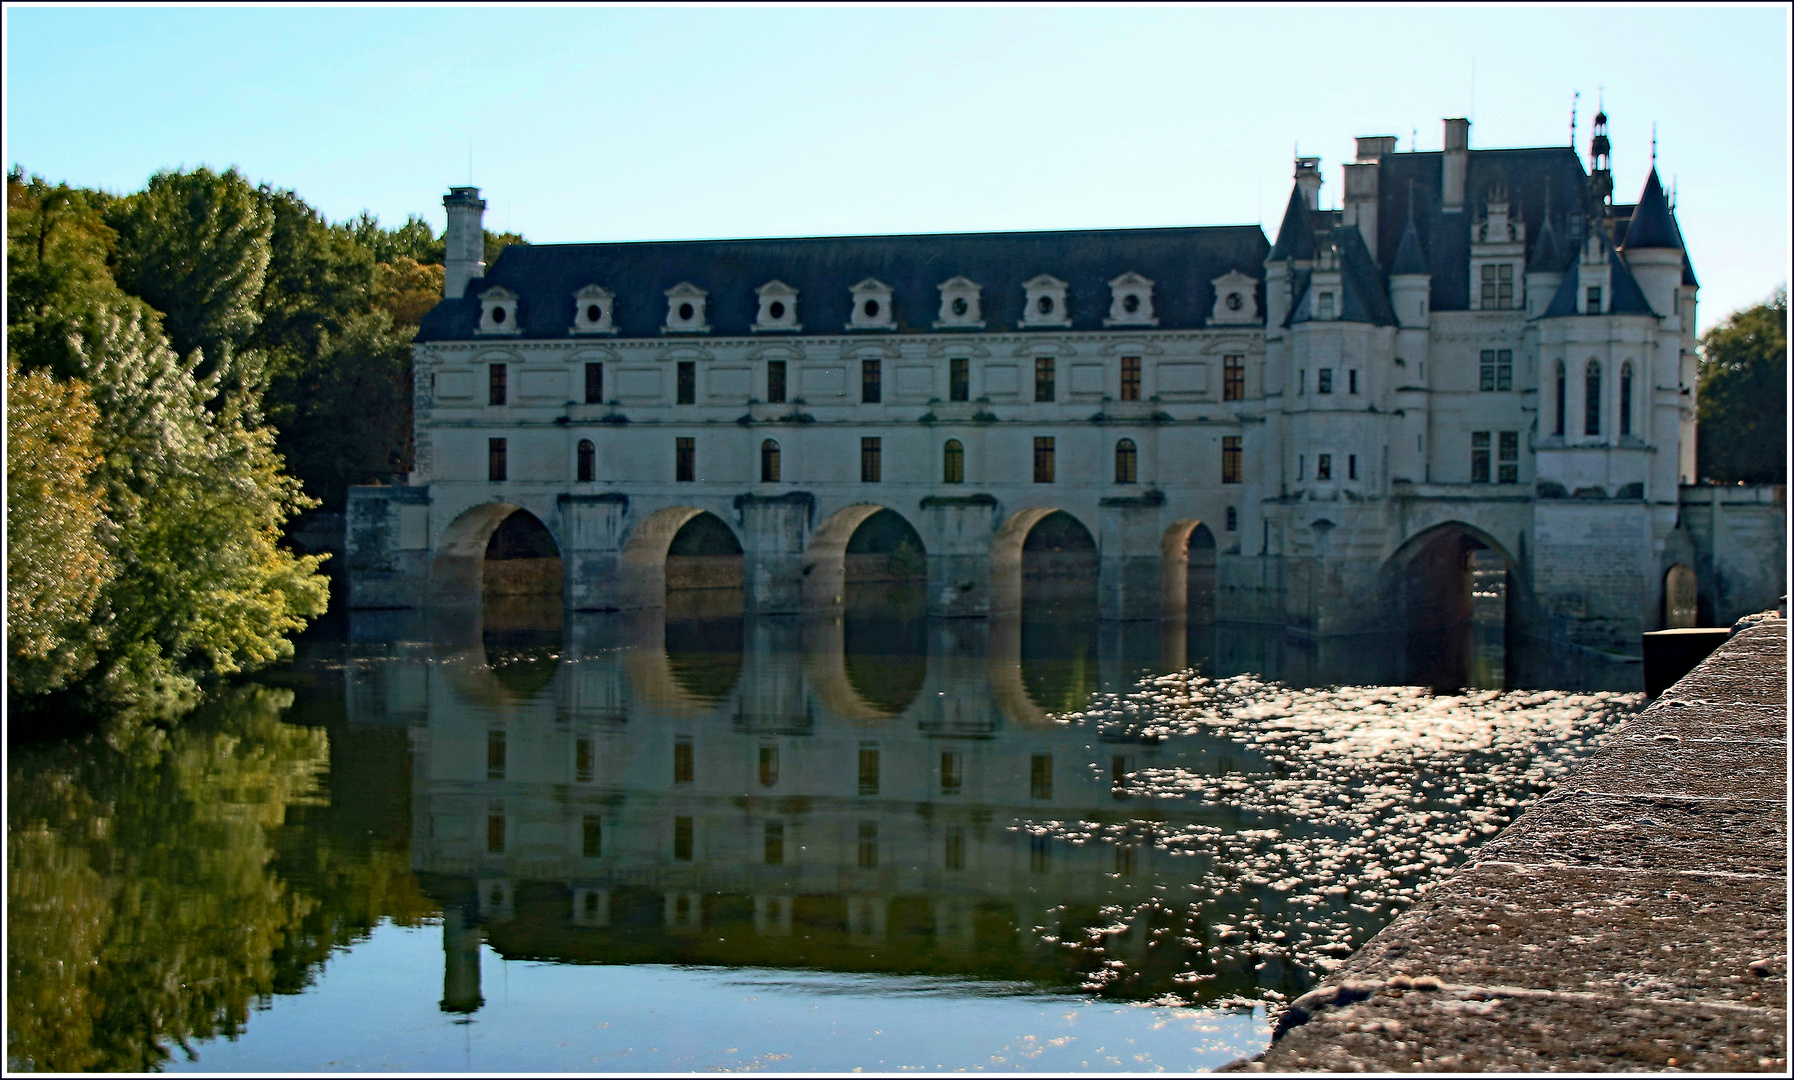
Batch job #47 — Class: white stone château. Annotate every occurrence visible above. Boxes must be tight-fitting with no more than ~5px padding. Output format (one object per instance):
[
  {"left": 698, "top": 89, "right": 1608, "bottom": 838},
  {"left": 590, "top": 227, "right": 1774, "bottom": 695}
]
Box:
[{"left": 348, "top": 115, "right": 1776, "bottom": 649}]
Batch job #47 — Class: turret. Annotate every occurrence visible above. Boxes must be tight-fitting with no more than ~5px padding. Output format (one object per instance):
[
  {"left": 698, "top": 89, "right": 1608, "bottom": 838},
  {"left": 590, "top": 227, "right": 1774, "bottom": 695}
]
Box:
[
  {"left": 1265, "top": 182, "right": 1317, "bottom": 330},
  {"left": 443, "top": 186, "right": 487, "bottom": 299},
  {"left": 1525, "top": 186, "right": 1568, "bottom": 318},
  {"left": 1388, "top": 189, "right": 1432, "bottom": 483},
  {"left": 1618, "top": 168, "right": 1684, "bottom": 319},
  {"left": 1388, "top": 187, "right": 1431, "bottom": 328}
]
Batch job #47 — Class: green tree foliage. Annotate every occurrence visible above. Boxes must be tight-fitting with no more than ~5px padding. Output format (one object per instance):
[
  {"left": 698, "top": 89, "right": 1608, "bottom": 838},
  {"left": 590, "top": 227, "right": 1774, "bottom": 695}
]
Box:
[
  {"left": 6, "top": 361, "right": 113, "bottom": 696},
  {"left": 1697, "top": 287, "right": 1788, "bottom": 484}
]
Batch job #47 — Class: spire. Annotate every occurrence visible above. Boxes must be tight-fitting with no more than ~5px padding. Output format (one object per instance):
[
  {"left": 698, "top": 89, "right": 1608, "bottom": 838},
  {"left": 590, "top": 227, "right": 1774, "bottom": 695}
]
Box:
[
  {"left": 1528, "top": 184, "right": 1566, "bottom": 271},
  {"left": 1589, "top": 107, "right": 1613, "bottom": 209},
  {"left": 1620, "top": 168, "right": 1682, "bottom": 250},
  {"left": 1267, "top": 185, "right": 1317, "bottom": 262},
  {"left": 1389, "top": 183, "right": 1429, "bottom": 276}
]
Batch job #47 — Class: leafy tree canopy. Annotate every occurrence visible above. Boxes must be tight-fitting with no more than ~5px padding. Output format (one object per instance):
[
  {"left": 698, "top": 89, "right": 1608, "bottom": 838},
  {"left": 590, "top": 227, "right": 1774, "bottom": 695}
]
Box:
[{"left": 1698, "top": 287, "right": 1787, "bottom": 484}]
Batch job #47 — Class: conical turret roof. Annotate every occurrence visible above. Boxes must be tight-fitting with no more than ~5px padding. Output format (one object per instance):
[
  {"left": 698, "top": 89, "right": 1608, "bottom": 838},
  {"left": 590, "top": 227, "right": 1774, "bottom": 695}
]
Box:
[
  {"left": 1620, "top": 169, "right": 1681, "bottom": 250},
  {"left": 1389, "top": 211, "right": 1429, "bottom": 276},
  {"left": 1528, "top": 215, "right": 1566, "bottom": 272},
  {"left": 1267, "top": 187, "right": 1316, "bottom": 263}
]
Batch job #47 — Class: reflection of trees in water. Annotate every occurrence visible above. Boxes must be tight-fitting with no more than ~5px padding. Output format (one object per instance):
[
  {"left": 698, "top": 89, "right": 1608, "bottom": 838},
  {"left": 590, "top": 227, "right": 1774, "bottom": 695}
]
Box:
[
  {"left": 842, "top": 604, "right": 928, "bottom": 715},
  {"left": 664, "top": 617, "right": 744, "bottom": 703},
  {"left": 6, "top": 687, "right": 432, "bottom": 1072}
]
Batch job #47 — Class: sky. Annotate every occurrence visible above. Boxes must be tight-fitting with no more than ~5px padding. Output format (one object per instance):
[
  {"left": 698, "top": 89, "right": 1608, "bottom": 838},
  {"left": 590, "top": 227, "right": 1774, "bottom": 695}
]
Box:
[{"left": 6, "top": 5, "right": 1788, "bottom": 332}]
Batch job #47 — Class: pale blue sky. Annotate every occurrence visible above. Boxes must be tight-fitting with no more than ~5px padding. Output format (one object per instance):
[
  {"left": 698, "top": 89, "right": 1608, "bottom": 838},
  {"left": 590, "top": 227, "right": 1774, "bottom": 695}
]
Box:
[{"left": 6, "top": 5, "right": 1787, "bottom": 331}]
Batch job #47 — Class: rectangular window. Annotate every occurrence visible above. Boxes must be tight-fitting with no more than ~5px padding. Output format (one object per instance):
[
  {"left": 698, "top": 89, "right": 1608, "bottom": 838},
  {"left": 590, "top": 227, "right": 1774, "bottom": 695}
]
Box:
[
  {"left": 1482, "top": 349, "right": 1513, "bottom": 391},
  {"left": 1498, "top": 430, "right": 1519, "bottom": 484},
  {"left": 1029, "top": 754, "right": 1053, "bottom": 799},
  {"left": 582, "top": 815, "right": 602, "bottom": 858},
  {"left": 487, "top": 809, "right": 505, "bottom": 853},
  {"left": 1480, "top": 350, "right": 1496, "bottom": 391},
  {"left": 1033, "top": 437, "right": 1055, "bottom": 483},
  {"left": 584, "top": 362, "right": 604, "bottom": 405},
  {"left": 857, "top": 822, "right": 878, "bottom": 869},
  {"left": 673, "top": 816, "right": 693, "bottom": 861},
  {"left": 949, "top": 358, "right": 969, "bottom": 401},
  {"left": 858, "top": 743, "right": 880, "bottom": 796},
  {"left": 675, "top": 437, "right": 694, "bottom": 482},
  {"left": 1222, "top": 355, "right": 1244, "bottom": 401},
  {"left": 1317, "top": 292, "right": 1335, "bottom": 320},
  {"left": 1348, "top": 454, "right": 1358, "bottom": 479},
  {"left": 1317, "top": 368, "right": 1333, "bottom": 394},
  {"left": 488, "top": 437, "right": 507, "bottom": 482},
  {"left": 944, "top": 826, "right": 965, "bottom": 871},
  {"left": 1298, "top": 455, "right": 1304, "bottom": 480},
  {"left": 767, "top": 360, "right": 787, "bottom": 404},
  {"left": 575, "top": 737, "right": 593, "bottom": 783},
  {"left": 676, "top": 361, "right": 695, "bottom": 404},
  {"left": 1586, "top": 286, "right": 1602, "bottom": 314},
  {"left": 487, "top": 729, "right": 506, "bottom": 780},
  {"left": 1121, "top": 356, "right": 1143, "bottom": 400},
  {"left": 1316, "top": 453, "right": 1332, "bottom": 481},
  {"left": 860, "top": 437, "right": 881, "bottom": 482},
  {"left": 1554, "top": 366, "right": 1567, "bottom": 435},
  {"left": 1225, "top": 506, "right": 1238, "bottom": 531},
  {"left": 763, "top": 821, "right": 784, "bottom": 866},
  {"left": 1221, "top": 436, "right": 1242, "bottom": 484},
  {"left": 673, "top": 738, "right": 694, "bottom": 784},
  {"left": 940, "top": 751, "right": 962, "bottom": 795},
  {"left": 759, "top": 745, "right": 779, "bottom": 788},
  {"left": 1348, "top": 368, "right": 1359, "bottom": 394},
  {"left": 1034, "top": 356, "right": 1055, "bottom": 402},
  {"left": 1499, "top": 264, "right": 1514, "bottom": 309},
  {"left": 861, "top": 359, "right": 882, "bottom": 403},
  {"left": 488, "top": 363, "right": 507, "bottom": 406},
  {"left": 1471, "top": 431, "right": 1491, "bottom": 483},
  {"left": 1298, "top": 369, "right": 1306, "bottom": 395}
]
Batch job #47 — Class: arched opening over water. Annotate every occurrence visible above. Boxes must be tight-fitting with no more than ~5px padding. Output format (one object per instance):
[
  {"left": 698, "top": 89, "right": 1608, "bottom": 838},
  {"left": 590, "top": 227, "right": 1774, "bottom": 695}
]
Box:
[
  {"left": 803, "top": 505, "right": 927, "bottom": 610},
  {"left": 619, "top": 507, "right": 743, "bottom": 616},
  {"left": 432, "top": 502, "right": 565, "bottom": 606},
  {"left": 840, "top": 512, "right": 929, "bottom": 714},
  {"left": 1160, "top": 520, "right": 1217, "bottom": 621},
  {"left": 990, "top": 508, "right": 1099, "bottom": 712},
  {"left": 1389, "top": 522, "right": 1513, "bottom": 690}
]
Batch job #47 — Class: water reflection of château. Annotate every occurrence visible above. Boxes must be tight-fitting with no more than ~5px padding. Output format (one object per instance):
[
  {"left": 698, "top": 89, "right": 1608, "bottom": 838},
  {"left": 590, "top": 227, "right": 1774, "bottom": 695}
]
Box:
[{"left": 347, "top": 600, "right": 1385, "bottom": 1015}]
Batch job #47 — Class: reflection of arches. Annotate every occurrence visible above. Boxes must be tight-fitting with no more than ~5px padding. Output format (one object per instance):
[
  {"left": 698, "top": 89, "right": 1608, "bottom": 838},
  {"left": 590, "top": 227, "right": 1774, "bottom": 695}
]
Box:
[
  {"left": 803, "top": 505, "right": 926, "bottom": 608},
  {"left": 1664, "top": 563, "right": 1698, "bottom": 628},
  {"left": 802, "top": 616, "right": 895, "bottom": 721},
  {"left": 433, "top": 503, "right": 563, "bottom": 604},
  {"left": 990, "top": 508, "right": 1096, "bottom": 615},
  {"left": 619, "top": 507, "right": 729, "bottom": 609},
  {"left": 663, "top": 615, "right": 743, "bottom": 703},
  {"left": 1159, "top": 519, "right": 1215, "bottom": 618}
]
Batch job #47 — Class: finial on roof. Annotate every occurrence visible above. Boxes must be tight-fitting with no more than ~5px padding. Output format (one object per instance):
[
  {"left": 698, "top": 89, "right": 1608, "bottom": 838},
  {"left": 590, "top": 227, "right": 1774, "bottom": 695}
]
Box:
[{"left": 1570, "top": 90, "right": 1579, "bottom": 149}]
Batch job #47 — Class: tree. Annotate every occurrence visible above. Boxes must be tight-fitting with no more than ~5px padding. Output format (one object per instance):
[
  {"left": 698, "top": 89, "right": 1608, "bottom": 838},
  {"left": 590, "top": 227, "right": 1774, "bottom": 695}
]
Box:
[
  {"left": 6, "top": 361, "right": 113, "bottom": 697},
  {"left": 1698, "top": 288, "right": 1787, "bottom": 484}
]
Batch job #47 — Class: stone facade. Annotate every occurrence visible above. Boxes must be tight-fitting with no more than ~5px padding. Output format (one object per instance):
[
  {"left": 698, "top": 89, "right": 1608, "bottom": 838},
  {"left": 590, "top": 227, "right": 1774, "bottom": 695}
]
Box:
[{"left": 346, "top": 116, "right": 1784, "bottom": 648}]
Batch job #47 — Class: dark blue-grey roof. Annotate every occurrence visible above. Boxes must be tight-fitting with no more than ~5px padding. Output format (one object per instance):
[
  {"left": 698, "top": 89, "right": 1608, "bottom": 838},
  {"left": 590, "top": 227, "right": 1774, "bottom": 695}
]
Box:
[
  {"left": 1266, "top": 188, "right": 1317, "bottom": 263},
  {"left": 1620, "top": 169, "right": 1681, "bottom": 250},
  {"left": 1527, "top": 213, "right": 1568, "bottom": 272},
  {"left": 1540, "top": 248, "right": 1659, "bottom": 318},
  {"left": 1288, "top": 227, "right": 1398, "bottom": 327},
  {"left": 1389, "top": 211, "right": 1429, "bottom": 276},
  {"left": 1372, "top": 146, "right": 1589, "bottom": 312},
  {"left": 416, "top": 224, "right": 1270, "bottom": 341}
]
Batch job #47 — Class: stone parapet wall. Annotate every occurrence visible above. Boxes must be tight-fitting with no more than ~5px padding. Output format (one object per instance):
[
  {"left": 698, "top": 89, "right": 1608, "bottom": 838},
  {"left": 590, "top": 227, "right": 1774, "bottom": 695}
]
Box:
[{"left": 1228, "top": 618, "right": 1788, "bottom": 1072}]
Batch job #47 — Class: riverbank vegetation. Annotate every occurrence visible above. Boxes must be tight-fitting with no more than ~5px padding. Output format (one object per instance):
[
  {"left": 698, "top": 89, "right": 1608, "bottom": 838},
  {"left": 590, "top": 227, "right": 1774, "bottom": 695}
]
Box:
[
  {"left": 1697, "top": 286, "right": 1786, "bottom": 484},
  {"left": 5, "top": 165, "right": 521, "bottom": 726}
]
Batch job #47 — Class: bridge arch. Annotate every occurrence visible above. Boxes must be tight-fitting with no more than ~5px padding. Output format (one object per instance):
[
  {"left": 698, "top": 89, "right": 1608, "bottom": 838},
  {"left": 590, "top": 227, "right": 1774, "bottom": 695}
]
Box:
[
  {"left": 1384, "top": 521, "right": 1516, "bottom": 688},
  {"left": 1159, "top": 519, "right": 1217, "bottom": 619},
  {"left": 802, "top": 504, "right": 926, "bottom": 608},
  {"left": 619, "top": 506, "right": 743, "bottom": 609},
  {"left": 431, "top": 502, "right": 564, "bottom": 605},
  {"left": 990, "top": 506, "right": 1097, "bottom": 615}
]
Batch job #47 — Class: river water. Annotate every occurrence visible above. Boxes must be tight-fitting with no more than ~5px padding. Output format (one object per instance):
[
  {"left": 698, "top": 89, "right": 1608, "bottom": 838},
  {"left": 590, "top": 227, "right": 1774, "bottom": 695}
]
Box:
[{"left": 7, "top": 587, "right": 1642, "bottom": 1073}]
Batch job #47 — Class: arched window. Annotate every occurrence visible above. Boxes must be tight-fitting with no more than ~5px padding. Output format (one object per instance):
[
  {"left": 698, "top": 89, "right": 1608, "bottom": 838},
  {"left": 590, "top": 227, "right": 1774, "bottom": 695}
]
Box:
[
  {"left": 942, "top": 439, "right": 964, "bottom": 484},
  {"left": 577, "top": 439, "right": 596, "bottom": 482},
  {"left": 1553, "top": 361, "right": 1566, "bottom": 436},
  {"left": 1584, "top": 360, "right": 1602, "bottom": 436},
  {"left": 760, "top": 439, "right": 780, "bottom": 483},
  {"left": 1114, "top": 438, "right": 1137, "bottom": 484},
  {"left": 1619, "top": 361, "right": 1634, "bottom": 436}
]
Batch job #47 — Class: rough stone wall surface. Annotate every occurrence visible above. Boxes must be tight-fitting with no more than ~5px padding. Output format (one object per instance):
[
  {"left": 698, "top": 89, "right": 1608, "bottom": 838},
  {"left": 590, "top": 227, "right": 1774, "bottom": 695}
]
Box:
[{"left": 1228, "top": 619, "right": 1788, "bottom": 1073}]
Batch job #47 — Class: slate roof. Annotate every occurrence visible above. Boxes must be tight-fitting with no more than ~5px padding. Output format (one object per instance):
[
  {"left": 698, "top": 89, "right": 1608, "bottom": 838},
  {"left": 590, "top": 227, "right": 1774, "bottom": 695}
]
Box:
[
  {"left": 1389, "top": 211, "right": 1430, "bottom": 276},
  {"left": 1267, "top": 188, "right": 1317, "bottom": 263},
  {"left": 1620, "top": 169, "right": 1682, "bottom": 250},
  {"left": 1539, "top": 248, "right": 1660, "bottom": 318},
  {"left": 1288, "top": 227, "right": 1398, "bottom": 326},
  {"left": 415, "top": 225, "right": 1270, "bottom": 342}
]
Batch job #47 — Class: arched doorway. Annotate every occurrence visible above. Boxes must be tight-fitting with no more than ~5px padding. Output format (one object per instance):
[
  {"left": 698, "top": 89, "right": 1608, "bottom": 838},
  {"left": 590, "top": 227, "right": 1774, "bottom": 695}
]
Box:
[
  {"left": 1389, "top": 523, "right": 1512, "bottom": 690},
  {"left": 1664, "top": 564, "right": 1698, "bottom": 628}
]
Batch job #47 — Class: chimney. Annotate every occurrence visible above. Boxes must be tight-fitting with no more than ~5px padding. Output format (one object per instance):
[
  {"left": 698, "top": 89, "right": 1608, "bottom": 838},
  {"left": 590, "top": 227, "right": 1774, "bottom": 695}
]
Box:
[
  {"left": 1294, "top": 156, "right": 1323, "bottom": 210},
  {"left": 1342, "top": 142, "right": 1388, "bottom": 260},
  {"left": 443, "top": 186, "right": 487, "bottom": 299},
  {"left": 1441, "top": 118, "right": 1470, "bottom": 212},
  {"left": 1355, "top": 136, "right": 1398, "bottom": 162}
]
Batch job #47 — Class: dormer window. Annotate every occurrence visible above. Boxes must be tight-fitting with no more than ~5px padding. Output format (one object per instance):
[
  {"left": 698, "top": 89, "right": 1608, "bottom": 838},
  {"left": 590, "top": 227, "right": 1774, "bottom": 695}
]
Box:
[
  {"left": 1020, "top": 275, "right": 1071, "bottom": 328},
  {"left": 1474, "top": 262, "right": 1519, "bottom": 310},
  {"left": 847, "top": 278, "right": 895, "bottom": 331},
  {"left": 934, "top": 276, "right": 984, "bottom": 329},
  {"left": 1585, "top": 286, "right": 1602, "bottom": 314},
  {"left": 1104, "top": 272, "right": 1157, "bottom": 326},
  {"left": 754, "top": 280, "right": 801, "bottom": 332},
  {"left": 1209, "top": 270, "right": 1260, "bottom": 325},
  {"left": 572, "top": 284, "right": 616, "bottom": 334},
  {"left": 478, "top": 287, "right": 520, "bottom": 335},
  {"left": 663, "top": 282, "right": 710, "bottom": 333}
]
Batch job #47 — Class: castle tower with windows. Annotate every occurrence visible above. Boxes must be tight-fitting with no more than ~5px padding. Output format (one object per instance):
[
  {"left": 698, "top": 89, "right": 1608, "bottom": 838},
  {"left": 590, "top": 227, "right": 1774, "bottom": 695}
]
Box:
[{"left": 346, "top": 116, "right": 1774, "bottom": 653}]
